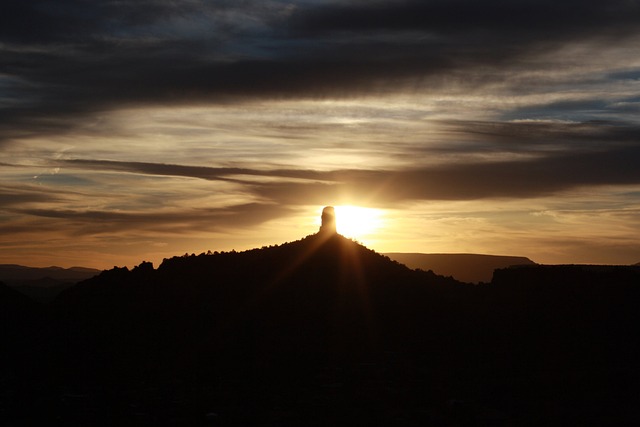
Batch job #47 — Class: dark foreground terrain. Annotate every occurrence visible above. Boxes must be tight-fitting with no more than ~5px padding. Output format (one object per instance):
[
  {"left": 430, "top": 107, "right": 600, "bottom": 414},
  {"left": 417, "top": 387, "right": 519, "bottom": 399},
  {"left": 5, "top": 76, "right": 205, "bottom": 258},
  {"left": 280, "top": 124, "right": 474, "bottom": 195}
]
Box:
[{"left": 3, "top": 233, "right": 640, "bottom": 426}]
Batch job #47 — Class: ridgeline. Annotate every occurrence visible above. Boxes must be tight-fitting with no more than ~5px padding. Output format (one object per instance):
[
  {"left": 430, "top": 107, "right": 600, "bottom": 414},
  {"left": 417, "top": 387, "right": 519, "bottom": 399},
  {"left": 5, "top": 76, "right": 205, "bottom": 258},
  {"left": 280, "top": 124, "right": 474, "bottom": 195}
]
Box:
[{"left": 3, "top": 232, "right": 640, "bottom": 426}]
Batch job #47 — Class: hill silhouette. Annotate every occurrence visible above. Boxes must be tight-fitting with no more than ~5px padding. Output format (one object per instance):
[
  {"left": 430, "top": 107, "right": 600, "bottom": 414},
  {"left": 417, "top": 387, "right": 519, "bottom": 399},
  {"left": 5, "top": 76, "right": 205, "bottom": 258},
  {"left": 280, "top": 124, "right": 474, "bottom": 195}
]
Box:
[
  {"left": 0, "top": 264, "right": 101, "bottom": 302},
  {"left": 3, "top": 232, "right": 640, "bottom": 425},
  {"left": 0, "top": 264, "right": 100, "bottom": 282},
  {"left": 385, "top": 252, "right": 536, "bottom": 283}
]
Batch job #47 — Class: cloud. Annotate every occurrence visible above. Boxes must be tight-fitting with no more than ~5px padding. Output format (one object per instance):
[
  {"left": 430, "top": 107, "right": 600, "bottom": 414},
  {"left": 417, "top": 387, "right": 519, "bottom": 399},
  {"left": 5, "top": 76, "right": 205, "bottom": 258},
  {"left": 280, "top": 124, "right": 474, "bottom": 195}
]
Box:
[
  {"left": 3, "top": 0, "right": 639, "bottom": 147},
  {"left": 250, "top": 147, "right": 640, "bottom": 204},
  {"left": 0, "top": 186, "right": 64, "bottom": 206},
  {"left": 59, "top": 133, "right": 640, "bottom": 205},
  {"left": 11, "top": 202, "right": 294, "bottom": 236},
  {"left": 0, "top": 0, "right": 272, "bottom": 44},
  {"left": 60, "top": 159, "right": 330, "bottom": 183},
  {"left": 289, "top": 0, "right": 640, "bottom": 39},
  {"left": 433, "top": 120, "right": 640, "bottom": 153}
]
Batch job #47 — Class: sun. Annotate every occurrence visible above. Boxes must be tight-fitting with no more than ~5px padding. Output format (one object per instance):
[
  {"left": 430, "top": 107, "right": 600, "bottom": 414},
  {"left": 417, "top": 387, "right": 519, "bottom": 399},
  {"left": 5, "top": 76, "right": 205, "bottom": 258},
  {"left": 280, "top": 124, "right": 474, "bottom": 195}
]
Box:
[{"left": 333, "top": 205, "right": 384, "bottom": 240}]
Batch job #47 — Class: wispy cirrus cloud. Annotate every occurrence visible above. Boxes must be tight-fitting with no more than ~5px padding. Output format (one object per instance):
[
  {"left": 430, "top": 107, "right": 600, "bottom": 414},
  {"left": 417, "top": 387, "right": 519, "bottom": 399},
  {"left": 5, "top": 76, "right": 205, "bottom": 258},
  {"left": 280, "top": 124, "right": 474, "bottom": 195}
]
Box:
[
  {"left": 59, "top": 135, "right": 640, "bottom": 204},
  {"left": 11, "top": 202, "right": 294, "bottom": 236}
]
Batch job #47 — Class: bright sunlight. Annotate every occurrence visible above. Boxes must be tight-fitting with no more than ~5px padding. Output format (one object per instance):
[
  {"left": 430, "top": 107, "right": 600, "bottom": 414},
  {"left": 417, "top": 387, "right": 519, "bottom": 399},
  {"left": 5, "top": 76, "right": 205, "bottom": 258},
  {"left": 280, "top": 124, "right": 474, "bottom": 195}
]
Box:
[{"left": 333, "top": 205, "right": 384, "bottom": 240}]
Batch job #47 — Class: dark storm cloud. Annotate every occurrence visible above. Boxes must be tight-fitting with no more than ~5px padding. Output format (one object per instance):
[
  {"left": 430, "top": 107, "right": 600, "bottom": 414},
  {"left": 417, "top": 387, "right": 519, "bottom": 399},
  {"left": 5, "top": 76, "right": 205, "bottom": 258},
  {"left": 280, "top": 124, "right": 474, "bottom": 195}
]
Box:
[
  {"left": 290, "top": 0, "right": 640, "bottom": 39},
  {"left": 0, "top": 0, "right": 283, "bottom": 141},
  {"left": 3, "top": 0, "right": 640, "bottom": 145},
  {"left": 0, "top": 0, "right": 235, "bottom": 44}
]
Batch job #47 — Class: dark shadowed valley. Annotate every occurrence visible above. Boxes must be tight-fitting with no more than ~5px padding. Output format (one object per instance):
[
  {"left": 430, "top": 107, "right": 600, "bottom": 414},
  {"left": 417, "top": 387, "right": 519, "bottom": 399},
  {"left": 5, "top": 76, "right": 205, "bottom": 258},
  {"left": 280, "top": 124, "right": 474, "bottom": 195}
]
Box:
[{"left": 2, "top": 231, "right": 640, "bottom": 426}]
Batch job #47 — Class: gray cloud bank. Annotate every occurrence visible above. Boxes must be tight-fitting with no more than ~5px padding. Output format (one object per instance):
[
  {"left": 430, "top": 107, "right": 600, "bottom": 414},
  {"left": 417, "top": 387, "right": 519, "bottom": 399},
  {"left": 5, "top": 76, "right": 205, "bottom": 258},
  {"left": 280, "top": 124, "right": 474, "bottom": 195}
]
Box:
[{"left": 2, "top": 0, "right": 640, "bottom": 139}]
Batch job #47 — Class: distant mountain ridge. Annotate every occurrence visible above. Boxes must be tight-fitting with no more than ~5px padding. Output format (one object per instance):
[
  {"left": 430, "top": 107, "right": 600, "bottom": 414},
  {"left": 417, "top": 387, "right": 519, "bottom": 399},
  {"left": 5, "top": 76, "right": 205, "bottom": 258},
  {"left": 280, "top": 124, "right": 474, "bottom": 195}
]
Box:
[
  {"left": 385, "top": 253, "right": 536, "bottom": 283},
  {"left": 0, "top": 264, "right": 101, "bottom": 282},
  {"left": 0, "top": 264, "right": 101, "bottom": 302}
]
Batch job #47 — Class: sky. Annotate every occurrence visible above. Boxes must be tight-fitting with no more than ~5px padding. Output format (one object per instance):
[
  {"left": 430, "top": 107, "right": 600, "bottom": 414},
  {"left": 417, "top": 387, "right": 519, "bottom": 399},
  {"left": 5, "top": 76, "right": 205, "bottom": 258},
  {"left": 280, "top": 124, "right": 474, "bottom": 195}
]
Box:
[{"left": 2, "top": 0, "right": 640, "bottom": 269}]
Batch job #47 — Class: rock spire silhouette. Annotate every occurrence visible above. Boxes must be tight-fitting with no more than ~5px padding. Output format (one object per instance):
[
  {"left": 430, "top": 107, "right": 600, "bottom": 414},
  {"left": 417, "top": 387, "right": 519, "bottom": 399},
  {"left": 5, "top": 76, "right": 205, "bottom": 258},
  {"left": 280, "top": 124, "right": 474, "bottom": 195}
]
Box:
[{"left": 319, "top": 206, "right": 337, "bottom": 234}]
